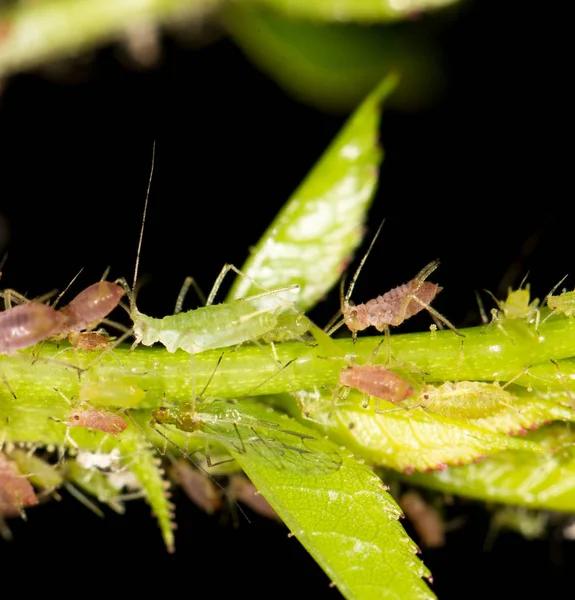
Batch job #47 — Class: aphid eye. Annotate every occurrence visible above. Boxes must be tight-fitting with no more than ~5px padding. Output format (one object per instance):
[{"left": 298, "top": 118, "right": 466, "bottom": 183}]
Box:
[
  {"left": 423, "top": 394, "right": 429, "bottom": 400},
  {"left": 73, "top": 415, "right": 80, "bottom": 421}
]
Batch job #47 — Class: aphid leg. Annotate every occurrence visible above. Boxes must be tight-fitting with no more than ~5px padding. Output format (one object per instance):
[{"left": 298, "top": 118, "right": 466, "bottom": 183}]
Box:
[
  {"left": 174, "top": 276, "right": 207, "bottom": 314},
  {"left": 401, "top": 293, "right": 464, "bottom": 337},
  {"left": 538, "top": 275, "right": 570, "bottom": 328},
  {"left": 64, "top": 482, "right": 105, "bottom": 518},
  {"left": 1, "top": 372, "right": 17, "bottom": 400},
  {"left": 549, "top": 359, "right": 575, "bottom": 408}
]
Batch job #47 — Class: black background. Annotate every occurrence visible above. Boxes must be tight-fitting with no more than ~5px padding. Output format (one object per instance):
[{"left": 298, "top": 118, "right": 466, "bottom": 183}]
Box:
[{"left": 0, "top": 0, "right": 571, "bottom": 597}]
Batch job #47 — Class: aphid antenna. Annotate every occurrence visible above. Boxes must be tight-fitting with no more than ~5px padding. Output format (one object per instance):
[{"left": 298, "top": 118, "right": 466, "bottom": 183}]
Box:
[
  {"left": 51, "top": 267, "right": 85, "bottom": 310},
  {"left": 133, "top": 141, "right": 156, "bottom": 300},
  {"left": 344, "top": 218, "right": 386, "bottom": 306},
  {"left": 175, "top": 276, "right": 207, "bottom": 314},
  {"left": 325, "top": 219, "right": 387, "bottom": 338},
  {"left": 475, "top": 290, "right": 489, "bottom": 325}
]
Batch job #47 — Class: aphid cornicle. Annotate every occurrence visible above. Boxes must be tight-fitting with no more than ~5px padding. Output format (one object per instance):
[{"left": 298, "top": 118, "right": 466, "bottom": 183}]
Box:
[{"left": 0, "top": 302, "right": 68, "bottom": 355}]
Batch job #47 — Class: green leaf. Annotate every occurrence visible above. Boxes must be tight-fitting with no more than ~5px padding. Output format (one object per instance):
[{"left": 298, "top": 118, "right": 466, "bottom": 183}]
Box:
[
  {"left": 294, "top": 389, "right": 544, "bottom": 473},
  {"left": 225, "top": 7, "right": 442, "bottom": 113},
  {"left": 235, "top": 0, "right": 459, "bottom": 22},
  {"left": 404, "top": 423, "right": 575, "bottom": 512},
  {"left": 213, "top": 399, "right": 435, "bottom": 600},
  {"left": 227, "top": 73, "right": 397, "bottom": 311}
]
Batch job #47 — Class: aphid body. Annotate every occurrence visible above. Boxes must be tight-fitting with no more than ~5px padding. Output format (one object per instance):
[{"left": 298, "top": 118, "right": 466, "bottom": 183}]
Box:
[
  {"left": 68, "top": 409, "right": 128, "bottom": 435},
  {"left": 417, "top": 381, "right": 516, "bottom": 420},
  {"left": 344, "top": 267, "right": 442, "bottom": 335},
  {"left": 58, "top": 281, "right": 125, "bottom": 334},
  {"left": 339, "top": 364, "right": 415, "bottom": 403},
  {"left": 0, "top": 302, "right": 68, "bottom": 354},
  {"left": 130, "top": 292, "right": 307, "bottom": 354},
  {"left": 547, "top": 290, "right": 575, "bottom": 317}
]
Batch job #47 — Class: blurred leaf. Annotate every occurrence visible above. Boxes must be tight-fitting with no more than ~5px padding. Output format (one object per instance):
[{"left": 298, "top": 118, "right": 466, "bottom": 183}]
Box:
[
  {"left": 216, "top": 399, "right": 436, "bottom": 600},
  {"left": 235, "top": 0, "right": 458, "bottom": 22},
  {"left": 405, "top": 424, "right": 575, "bottom": 512},
  {"left": 225, "top": 6, "right": 443, "bottom": 112},
  {"left": 228, "top": 73, "right": 397, "bottom": 310}
]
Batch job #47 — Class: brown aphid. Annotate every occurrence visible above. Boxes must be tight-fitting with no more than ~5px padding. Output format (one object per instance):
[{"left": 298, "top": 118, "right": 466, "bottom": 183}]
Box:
[
  {"left": 0, "top": 453, "right": 39, "bottom": 514},
  {"left": 68, "top": 331, "right": 113, "bottom": 352},
  {"left": 169, "top": 459, "right": 222, "bottom": 515},
  {"left": 0, "top": 302, "right": 68, "bottom": 355},
  {"left": 228, "top": 474, "right": 281, "bottom": 522},
  {"left": 399, "top": 491, "right": 445, "bottom": 549},
  {"left": 339, "top": 364, "right": 415, "bottom": 403},
  {"left": 59, "top": 281, "right": 125, "bottom": 334},
  {"left": 328, "top": 221, "right": 462, "bottom": 340},
  {"left": 67, "top": 409, "right": 128, "bottom": 436}
]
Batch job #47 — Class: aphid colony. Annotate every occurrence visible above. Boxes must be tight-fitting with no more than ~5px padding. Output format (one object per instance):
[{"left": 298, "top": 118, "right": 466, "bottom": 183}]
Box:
[{"left": 4, "top": 149, "right": 575, "bottom": 554}]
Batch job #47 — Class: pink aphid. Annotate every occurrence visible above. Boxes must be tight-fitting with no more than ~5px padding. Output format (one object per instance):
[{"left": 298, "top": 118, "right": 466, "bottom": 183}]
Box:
[
  {"left": 343, "top": 261, "right": 444, "bottom": 336},
  {"left": 0, "top": 453, "right": 39, "bottom": 512},
  {"left": 68, "top": 331, "right": 112, "bottom": 352},
  {"left": 59, "top": 281, "right": 125, "bottom": 333},
  {"left": 399, "top": 491, "right": 445, "bottom": 549},
  {"left": 170, "top": 460, "right": 221, "bottom": 515},
  {"left": 0, "top": 302, "right": 68, "bottom": 355},
  {"left": 339, "top": 364, "right": 415, "bottom": 403},
  {"left": 68, "top": 409, "right": 128, "bottom": 435},
  {"left": 328, "top": 220, "right": 461, "bottom": 340},
  {"left": 228, "top": 475, "right": 280, "bottom": 522}
]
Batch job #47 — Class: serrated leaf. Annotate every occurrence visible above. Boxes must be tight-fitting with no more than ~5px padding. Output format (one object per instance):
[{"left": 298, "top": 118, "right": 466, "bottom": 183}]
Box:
[
  {"left": 116, "top": 424, "right": 176, "bottom": 553},
  {"left": 294, "top": 389, "right": 544, "bottom": 472},
  {"left": 213, "top": 399, "right": 435, "bottom": 600},
  {"left": 235, "top": 0, "right": 458, "bottom": 22},
  {"left": 405, "top": 423, "right": 575, "bottom": 512},
  {"left": 225, "top": 7, "right": 442, "bottom": 112},
  {"left": 227, "top": 74, "right": 397, "bottom": 311}
]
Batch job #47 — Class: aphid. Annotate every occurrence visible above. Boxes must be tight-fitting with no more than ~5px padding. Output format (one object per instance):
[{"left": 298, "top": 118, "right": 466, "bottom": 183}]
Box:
[
  {"left": 68, "top": 330, "right": 113, "bottom": 351},
  {"left": 119, "top": 144, "right": 311, "bottom": 355},
  {"left": 169, "top": 459, "right": 222, "bottom": 515},
  {"left": 149, "top": 355, "right": 341, "bottom": 475},
  {"left": 58, "top": 280, "right": 125, "bottom": 336},
  {"left": 67, "top": 409, "right": 128, "bottom": 436},
  {"left": 478, "top": 277, "right": 542, "bottom": 338},
  {"left": 228, "top": 474, "right": 280, "bottom": 522},
  {"left": 339, "top": 364, "right": 415, "bottom": 407},
  {"left": 0, "top": 302, "right": 68, "bottom": 355},
  {"left": 52, "top": 388, "right": 128, "bottom": 457},
  {"left": 414, "top": 380, "right": 518, "bottom": 420},
  {"left": 399, "top": 491, "right": 445, "bottom": 548},
  {"left": 327, "top": 221, "right": 462, "bottom": 344},
  {"left": 0, "top": 452, "right": 39, "bottom": 516}
]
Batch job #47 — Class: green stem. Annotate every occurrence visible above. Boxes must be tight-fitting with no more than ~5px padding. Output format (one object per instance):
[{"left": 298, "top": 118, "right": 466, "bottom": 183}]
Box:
[{"left": 2, "top": 314, "right": 574, "bottom": 446}]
